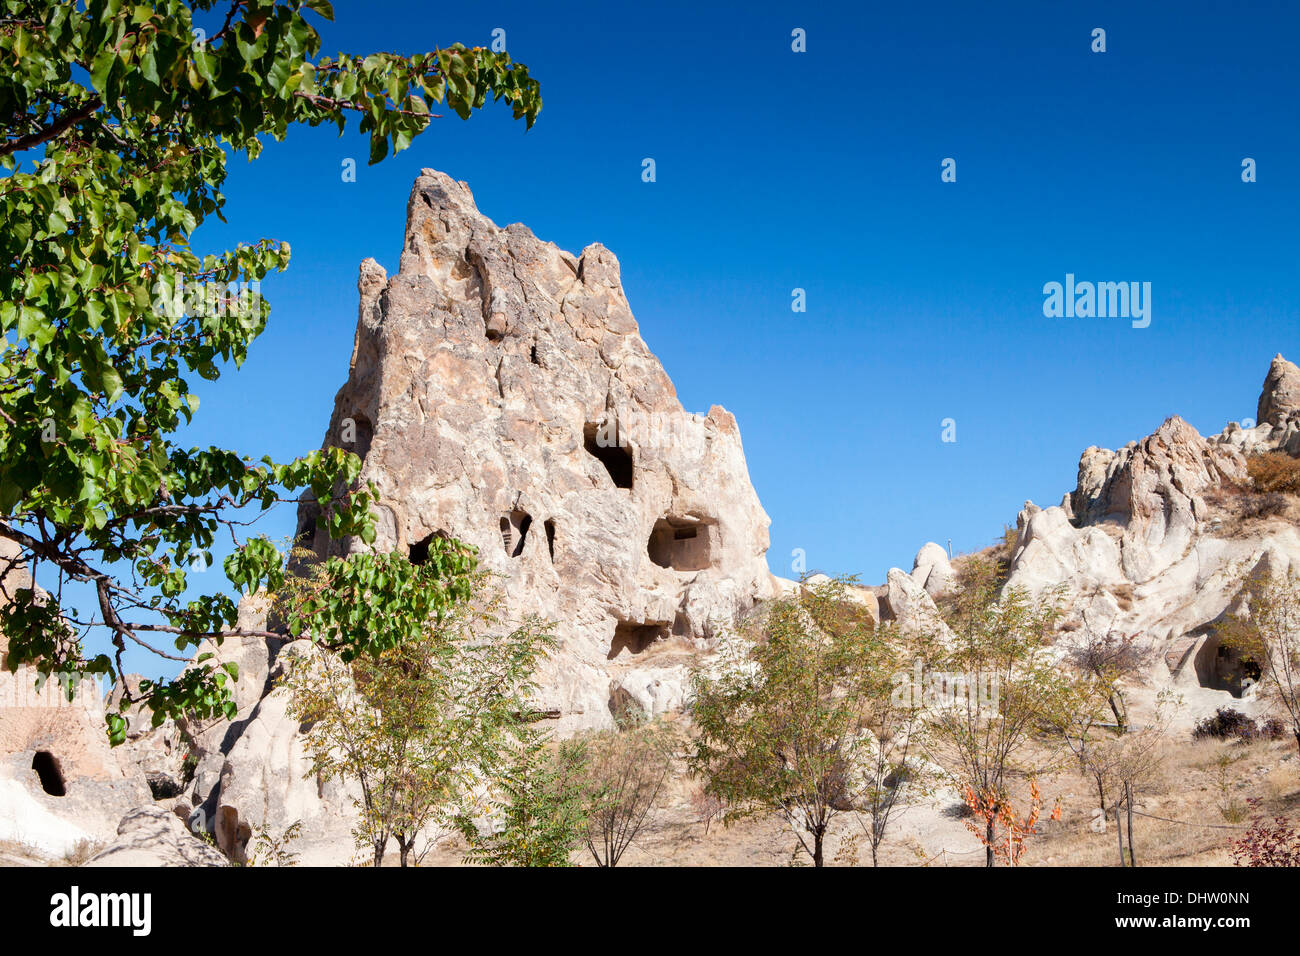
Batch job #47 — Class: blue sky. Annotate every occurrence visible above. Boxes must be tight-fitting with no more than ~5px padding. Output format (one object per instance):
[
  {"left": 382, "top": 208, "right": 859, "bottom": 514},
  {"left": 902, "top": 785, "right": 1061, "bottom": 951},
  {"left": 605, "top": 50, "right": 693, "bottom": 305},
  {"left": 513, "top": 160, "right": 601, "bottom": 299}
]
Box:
[{"left": 106, "top": 0, "right": 1300, "bottom": 672}]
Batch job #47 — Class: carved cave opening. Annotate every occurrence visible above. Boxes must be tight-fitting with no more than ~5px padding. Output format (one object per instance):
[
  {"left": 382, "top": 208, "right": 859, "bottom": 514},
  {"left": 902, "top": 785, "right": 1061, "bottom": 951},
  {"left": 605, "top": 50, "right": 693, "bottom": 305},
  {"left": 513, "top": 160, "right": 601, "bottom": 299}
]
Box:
[
  {"left": 1194, "top": 632, "right": 1262, "bottom": 698},
  {"left": 501, "top": 511, "right": 532, "bottom": 558},
  {"left": 409, "top": 530, "right": 449, "bottom": 566},
  {"left": 32, "top": 751, "right": 66, "bottom": 797},
  {"left": 647, "top": 517, "right": 714, "bottom": 572},
  {"left": 583, "top": 422, "right": 634, "bottom": 490},
  {"left": 609, "top": 621, "right": 670, "bottom": 660}
]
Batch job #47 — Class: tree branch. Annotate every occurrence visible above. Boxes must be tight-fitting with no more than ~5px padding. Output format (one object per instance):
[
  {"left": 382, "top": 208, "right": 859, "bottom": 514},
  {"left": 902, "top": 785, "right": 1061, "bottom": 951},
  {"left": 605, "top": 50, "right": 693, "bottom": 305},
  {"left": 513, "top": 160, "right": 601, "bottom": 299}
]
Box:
[{"left": 0, "top": 96, "right": 102, "bottom": 157}]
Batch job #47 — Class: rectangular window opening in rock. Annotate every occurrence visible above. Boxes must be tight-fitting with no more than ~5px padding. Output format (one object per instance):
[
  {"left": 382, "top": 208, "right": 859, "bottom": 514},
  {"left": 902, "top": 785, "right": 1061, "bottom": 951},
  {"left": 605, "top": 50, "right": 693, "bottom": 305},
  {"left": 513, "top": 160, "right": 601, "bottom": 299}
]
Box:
[{"left": 648, "top": 516, "right": 716, "bottom": 572}]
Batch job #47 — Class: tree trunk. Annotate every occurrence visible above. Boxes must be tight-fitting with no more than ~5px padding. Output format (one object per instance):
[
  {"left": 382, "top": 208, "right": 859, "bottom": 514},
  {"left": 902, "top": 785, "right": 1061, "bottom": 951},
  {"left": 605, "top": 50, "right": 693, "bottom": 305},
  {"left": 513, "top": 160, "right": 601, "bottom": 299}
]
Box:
[
  {"left": 1115, "top": 803, "right": 1126, "bottom": 867},
  {"left": 399, "top": 840, "right": 411, "bottom": 867},
  {"left": 1125, "top": 782, "right": 1137, "bottom": 867},
  {"left": 813, "top": 828, "right": 824, "bottom": 867},
  {"left": 1108, "top": 694, "right": 1127, "bottom": 735},
  {"left": 985, "top": 819, "right": 995, "bottom": 868},
  {"left": 373, "top": 838, "right": 386, "bottom": 868}
]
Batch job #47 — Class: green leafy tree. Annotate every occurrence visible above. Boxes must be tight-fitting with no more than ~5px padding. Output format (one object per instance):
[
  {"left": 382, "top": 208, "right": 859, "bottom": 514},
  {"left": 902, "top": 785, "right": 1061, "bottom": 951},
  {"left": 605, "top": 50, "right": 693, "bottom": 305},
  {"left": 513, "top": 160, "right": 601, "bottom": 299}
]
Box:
[
  {"left": 921, "top": 559, "right": 1072, "bottom": 867},
  {"left": 460, "top": 727, "right": 589, "bottom": 868},
  {"left": 688, "top": 576, "right": 898, "bottom": 867},
  {"left": 0, "top": 0, "right": 541, "bottom": 742},
  {"left": 282, "top": 552, "right": 555, "bottom": 867}
]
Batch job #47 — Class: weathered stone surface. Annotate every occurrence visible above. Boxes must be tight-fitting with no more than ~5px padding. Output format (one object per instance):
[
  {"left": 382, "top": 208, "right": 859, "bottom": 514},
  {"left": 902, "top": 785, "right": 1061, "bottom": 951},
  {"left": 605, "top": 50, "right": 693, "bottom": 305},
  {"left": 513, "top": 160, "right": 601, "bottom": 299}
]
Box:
[
  {"left": 883, "top": 567, "right": 950, "bottom": 640},
  {"left": 295, "top": 169, "right": 776, "bottom": 732},
  {"left": 212, "top": 641, "right": 361, "bottom": 865},
  {"left": 85, "top": 805, "right": 227, "bottom": 867},
  {"left": 910, "top": 542, "right": 955, "bottom": 598},
  {"left": 1070, "top": 416, "right": 1247, "bottom": 582}
]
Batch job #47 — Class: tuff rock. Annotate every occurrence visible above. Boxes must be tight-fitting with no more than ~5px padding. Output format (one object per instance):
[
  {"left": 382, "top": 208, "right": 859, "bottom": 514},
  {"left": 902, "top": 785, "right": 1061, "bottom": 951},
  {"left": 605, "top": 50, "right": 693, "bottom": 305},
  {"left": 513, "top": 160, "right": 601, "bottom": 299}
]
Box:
[
  {"left": 0, "top": 540, "right": 151, "bottom": 859},
  {"left": 293, "top": 169, "right": 776, "bottom": 732}
]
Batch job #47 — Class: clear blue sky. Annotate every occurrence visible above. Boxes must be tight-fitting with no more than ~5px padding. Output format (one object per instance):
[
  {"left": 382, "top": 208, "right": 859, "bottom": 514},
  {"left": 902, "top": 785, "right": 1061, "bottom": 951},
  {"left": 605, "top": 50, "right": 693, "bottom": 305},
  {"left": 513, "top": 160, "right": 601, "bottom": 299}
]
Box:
[{"left": 114, "top": 0, "right": 1300, "bottom": 673}]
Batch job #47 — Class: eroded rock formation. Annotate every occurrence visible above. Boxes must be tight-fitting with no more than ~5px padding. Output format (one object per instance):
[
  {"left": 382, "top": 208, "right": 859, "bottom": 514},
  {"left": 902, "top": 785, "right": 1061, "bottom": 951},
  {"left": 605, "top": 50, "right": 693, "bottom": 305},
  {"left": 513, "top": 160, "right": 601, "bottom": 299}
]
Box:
[
  {"left": 294, "top": 169, "right": 776, "bottom": 732},
  {"left": 0, "top": 540, "right": 151, "bottom": 858}
]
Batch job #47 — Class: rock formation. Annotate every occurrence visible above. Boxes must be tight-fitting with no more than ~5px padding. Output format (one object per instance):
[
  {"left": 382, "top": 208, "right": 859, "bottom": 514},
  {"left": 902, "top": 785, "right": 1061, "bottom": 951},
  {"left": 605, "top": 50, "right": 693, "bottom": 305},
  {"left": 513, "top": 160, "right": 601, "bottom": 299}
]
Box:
[
  {"left": 85, "top": 805, "right": 227, "bottom": 867},
  {"left": 994, "top": 358, "right": 1300, "bottom": 727},
  {"left": 0, "top": 540, "right": 151, "bottom": 858},
  {"left": 294, "top": 169, "right": 776, "bottom": 732},
  {"left": 1257, "top": 353, "right": 1300, "bottom": 428},
  {"left": 110, "top": 169, "right": 779, "bottom": 864}
]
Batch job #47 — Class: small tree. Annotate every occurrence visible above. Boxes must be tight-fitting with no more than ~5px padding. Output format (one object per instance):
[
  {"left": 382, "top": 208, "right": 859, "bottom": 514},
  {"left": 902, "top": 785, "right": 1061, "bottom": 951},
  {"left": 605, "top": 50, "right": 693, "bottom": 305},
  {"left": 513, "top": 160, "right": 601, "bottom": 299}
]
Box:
[
  {"left": 961, "top": 779, "right": 1059, "bottom": 867},
  {"left": 247, "top": 820, "right": 303, "bottom": 868},
  {"left": 578, "top": 717, "right": 678, "bottom": 867},
  {"left": 1219, "top": 570, "right": 1300, "bottom": 757},
  {"left": 1068, "top": 620, "right": 1152, "bottom": 735},
  {"left": 922, "top": 558, "right": 1071, "bottom": 867},
  {"left": 460, "top": 727, "right": 589, "bottom": 867},
  {"left": 284, "top": 547, "right": 554, "bottom": 867},
  {"left": 1058, "top": 687, "right": 1173, "bottom": 867},
  {"left": 850, "top": 624, "right": 931, "bottom": 866},
  {"left": 688, "top": 575, "right": 888, "bottom": 867}
]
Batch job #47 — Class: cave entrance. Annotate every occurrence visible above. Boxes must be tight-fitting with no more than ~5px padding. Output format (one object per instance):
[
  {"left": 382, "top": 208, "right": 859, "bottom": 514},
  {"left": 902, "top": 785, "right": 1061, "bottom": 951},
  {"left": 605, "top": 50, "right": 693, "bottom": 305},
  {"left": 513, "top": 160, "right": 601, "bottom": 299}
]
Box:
[
  {"left": 32, "top": 751, "right": 66, "bottom": 797},
  {"left": 647, "top": 517, "right": 715, "bottom": 572},
  {"left": 343, "top": 413, "right": 374, "bottom": 463},
  {"left": 1194, "top": 632, "right": 1261, "bottom": 698},
  {"left": 609, "top": 621, "right": 670, "bottom": 660},
  {"left": 409, "top": 530, "right": 448, "bottom": 566},
  {"left": 500, "top": 511, "right": 532, "bottom": 558},
  {"left": 584, "top": 422, "right": 634, "bottom": 489}
]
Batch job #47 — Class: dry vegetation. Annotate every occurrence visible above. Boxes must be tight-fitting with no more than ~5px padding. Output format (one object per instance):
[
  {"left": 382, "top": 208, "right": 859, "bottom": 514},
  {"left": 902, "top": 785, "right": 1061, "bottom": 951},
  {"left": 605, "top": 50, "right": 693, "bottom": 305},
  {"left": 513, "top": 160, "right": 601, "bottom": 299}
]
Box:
[
  {"left": 1248, "top": 451, "right": 1300, "bottom": 495},
  {"left": 1205, "top": 450, "right": 1300, "bottom": 529},
  {"left": 410, "top": 723, "right": 1299, "bottom": 867}
]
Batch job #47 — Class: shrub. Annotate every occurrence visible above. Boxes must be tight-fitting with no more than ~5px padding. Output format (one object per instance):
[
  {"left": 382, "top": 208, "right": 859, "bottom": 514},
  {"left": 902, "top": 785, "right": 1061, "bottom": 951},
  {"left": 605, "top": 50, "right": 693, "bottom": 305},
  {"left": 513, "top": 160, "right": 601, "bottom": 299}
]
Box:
[
  {"left": 1239, "top": 492, "right": 1289, "bottom": 520},
  {"left": 1192, "top": 707, "right": 1287, "bottom": 742},
  {"left": 1258, "top": 716, "right": 1289, "bottom": 741},
  {"left": 1230, "top": 800, "right": 1300, "bottom": 867},
  {"left": 1247, "top": 452, "right": 1300, "bottom": 495}
]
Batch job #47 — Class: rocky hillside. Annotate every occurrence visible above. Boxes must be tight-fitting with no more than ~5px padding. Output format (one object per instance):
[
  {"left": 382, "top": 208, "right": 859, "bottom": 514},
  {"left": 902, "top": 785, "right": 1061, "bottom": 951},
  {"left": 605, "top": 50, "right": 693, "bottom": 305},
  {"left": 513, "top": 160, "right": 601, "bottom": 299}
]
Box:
[{"left": 838, "top": 353, "right": 1300, "bottom": 733}]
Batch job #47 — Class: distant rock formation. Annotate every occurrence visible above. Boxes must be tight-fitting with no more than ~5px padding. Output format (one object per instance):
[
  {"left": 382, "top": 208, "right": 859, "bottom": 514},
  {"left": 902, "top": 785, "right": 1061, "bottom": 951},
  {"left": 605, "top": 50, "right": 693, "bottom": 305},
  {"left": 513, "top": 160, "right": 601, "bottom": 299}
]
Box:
[
  {"left": 1257, "top": 353, "right": 1300, "bottom": 428},
  {"left": 996, "top": 356, "right": 1300, "bottom": 728},
  {"left": 1071, "top": 416, "right": 1247, "bottom": 581}
]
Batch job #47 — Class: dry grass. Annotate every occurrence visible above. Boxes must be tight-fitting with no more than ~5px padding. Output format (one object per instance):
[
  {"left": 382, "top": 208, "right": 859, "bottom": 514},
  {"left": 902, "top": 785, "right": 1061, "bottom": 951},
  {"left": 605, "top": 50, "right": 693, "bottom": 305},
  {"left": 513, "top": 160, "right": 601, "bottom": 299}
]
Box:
[{"left": 57, "top": 838, "right": 104, "bottom": 867}]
